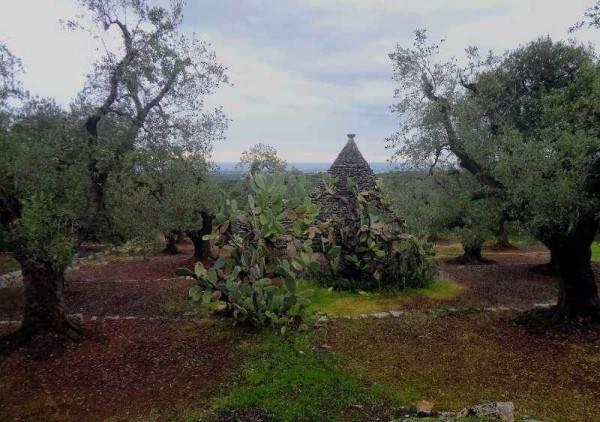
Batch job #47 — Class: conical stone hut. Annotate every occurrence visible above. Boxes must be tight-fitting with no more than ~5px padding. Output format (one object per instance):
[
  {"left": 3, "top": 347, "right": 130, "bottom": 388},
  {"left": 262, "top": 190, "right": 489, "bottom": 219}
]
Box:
[{"left": 313, "top": 133, "right": 376, "bottom": 223}]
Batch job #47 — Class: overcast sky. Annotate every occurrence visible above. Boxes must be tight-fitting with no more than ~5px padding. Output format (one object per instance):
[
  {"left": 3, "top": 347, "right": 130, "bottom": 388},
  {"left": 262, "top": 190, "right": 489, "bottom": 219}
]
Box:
[{"left": 2, "top": 1, "right": 600, "bottom": 162}]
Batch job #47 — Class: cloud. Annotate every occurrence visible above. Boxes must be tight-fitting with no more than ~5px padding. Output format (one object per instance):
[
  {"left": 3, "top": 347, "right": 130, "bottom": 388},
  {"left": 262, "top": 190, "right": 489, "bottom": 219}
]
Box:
[
  {"left": 201, "top": 30, "right": 398, "bottom": 162},
  {"left": 0, "top": 0, "right": 97, "bottom": 103},
  {"left": 2, "top": 0, "right": 600, "bottom": 162}
]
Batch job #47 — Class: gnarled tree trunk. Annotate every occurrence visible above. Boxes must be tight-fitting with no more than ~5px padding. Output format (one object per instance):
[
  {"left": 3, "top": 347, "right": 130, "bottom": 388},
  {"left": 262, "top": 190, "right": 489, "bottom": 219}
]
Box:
[
  {"left": 495, "top": 218, "right": 512, "bottom": 249},
  {"left": 163, "top": 231, "right": 179, "bottom": 254},
  {"left": 533, "top": 240, "right": 559, "bottom": 275},
  {"left": 553, "top": 218, "right": 600, "bottom": 321},
  {"left": 188, "top": 211, "right": 214, "bottom": 260},
  {"left": 13, "top": 257, "right": 80, "bottom": 342},
  {"left": 448, "top": 240, "right": 492, "bottom": 265}
]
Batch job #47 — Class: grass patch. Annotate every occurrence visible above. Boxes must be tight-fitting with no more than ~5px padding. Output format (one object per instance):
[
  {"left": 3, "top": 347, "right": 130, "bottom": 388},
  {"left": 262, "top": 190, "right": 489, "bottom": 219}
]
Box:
[
  {"left": 211, "top": 332, "right": 393, "bottom": 422},
  {"left": 592, "top": 241, "right": 600, "bottom": 262},
  {"left": 507, "top": 233, "right": 539, "bottom": 247},
  {"left": 303, "top": 279, "right": 464, "bottom": 317},
  {"left": 0, "top": 254, "right": 20, "bottom": 275},
  {"left": 434, "top": 242, "right": 464, "bottom": 260}
]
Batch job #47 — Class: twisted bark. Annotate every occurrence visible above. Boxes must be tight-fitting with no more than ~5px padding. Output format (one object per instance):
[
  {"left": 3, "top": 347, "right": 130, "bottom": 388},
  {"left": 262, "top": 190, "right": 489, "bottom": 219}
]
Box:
[{"left": 188, "top": 211, "right": 214, "bottom": 260}]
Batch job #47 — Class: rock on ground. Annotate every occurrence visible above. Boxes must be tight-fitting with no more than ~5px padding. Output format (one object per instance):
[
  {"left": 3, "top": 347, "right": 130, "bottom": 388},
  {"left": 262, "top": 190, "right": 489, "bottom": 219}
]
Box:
[
  {"left": 458, "top": 401, "right": 514, "bottom": 422},
  {"left": 416, "top": 399, "right": 434, "bottom": 416}
]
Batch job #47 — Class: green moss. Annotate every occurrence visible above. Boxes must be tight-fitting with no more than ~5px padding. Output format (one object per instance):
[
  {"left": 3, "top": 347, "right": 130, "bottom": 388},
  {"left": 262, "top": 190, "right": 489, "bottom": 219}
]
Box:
[
  {"left": 303, "top": 279, "right": 463, "bottom": 317},
  {"left": 591, "top": 241, "right": 600, "bottom": 262},
  {"left": 211, "top": 332, "right": 390, "bottom": 422}
]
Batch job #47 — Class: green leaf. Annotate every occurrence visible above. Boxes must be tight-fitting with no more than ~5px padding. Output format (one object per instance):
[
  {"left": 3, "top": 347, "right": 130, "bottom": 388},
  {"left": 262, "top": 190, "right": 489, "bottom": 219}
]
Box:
[
  {"left": 291, "top": 258, "right": 303, "bottom": 271},
  {"left": 213, "top": 257, "right": 225, "bottom": 270},
  {"left": 207, "top": 268, "right": 218, "bottom": 284},
  {"left": 194, "top": 262, "right": 207, "bottom": 278},
  {"left": 254, "top": 173, "right": 266, "bottom": 190},
  {"left": 285, "top": 277, "right": 297, "bottom": 293},
  {"left": 189, "top": 286, "right": 203, "bottom": 301},
  {"left": 303, "top": 239, "right": 312, "bottom": 252}
]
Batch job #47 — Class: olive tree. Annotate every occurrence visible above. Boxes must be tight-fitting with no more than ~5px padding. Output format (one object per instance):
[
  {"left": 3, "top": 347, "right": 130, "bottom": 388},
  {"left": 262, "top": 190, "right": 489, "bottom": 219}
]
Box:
[
  {"left": 0, "top": 44, "right": 23, "bottom": 110},
  {"left": 384, "top": 170, "right": 499, "bottom": 263},
  {"left": 107, "top": 150, "right": 222, "bottom": 258},
  {"left": 388, "top": 31, "right": 600, "bottom": 322},
  {"left": 0, "top": 0, "right": 227, "bottom": 343},
  {"left": 238, "top": 142, "right": 287, "bottom": 175}
]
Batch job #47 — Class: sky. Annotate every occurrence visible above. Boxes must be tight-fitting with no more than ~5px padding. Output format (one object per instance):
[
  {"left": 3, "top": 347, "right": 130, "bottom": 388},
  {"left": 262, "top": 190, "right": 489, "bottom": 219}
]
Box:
[{"left": 1, "top": 1, "right": 600, "bottom": 163}]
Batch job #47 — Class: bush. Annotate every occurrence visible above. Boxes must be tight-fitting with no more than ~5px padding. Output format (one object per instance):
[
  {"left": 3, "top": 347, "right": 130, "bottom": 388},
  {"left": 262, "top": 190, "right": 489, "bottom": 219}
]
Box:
[
  {"left": 177, "top": 173, "right": 320, "bottom": 332},
  {"left": 318, "top": 177, "right": 437, "bottom": 290}
]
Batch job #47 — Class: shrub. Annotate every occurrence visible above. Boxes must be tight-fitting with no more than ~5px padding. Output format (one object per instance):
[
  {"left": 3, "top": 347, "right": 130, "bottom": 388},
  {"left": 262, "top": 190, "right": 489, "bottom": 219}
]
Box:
[
  {"left": 177, "top": 173, "right": 320, "bottom": 332},
  {"left": 318, "top": 177, "right": 437, "bottom": 290}
]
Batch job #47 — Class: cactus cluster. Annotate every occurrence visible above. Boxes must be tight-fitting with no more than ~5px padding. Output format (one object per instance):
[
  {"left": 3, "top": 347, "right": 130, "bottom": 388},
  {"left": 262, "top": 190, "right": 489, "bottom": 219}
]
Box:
[{"left": 177, "top": 173, "right": 319, "bottom": 331}]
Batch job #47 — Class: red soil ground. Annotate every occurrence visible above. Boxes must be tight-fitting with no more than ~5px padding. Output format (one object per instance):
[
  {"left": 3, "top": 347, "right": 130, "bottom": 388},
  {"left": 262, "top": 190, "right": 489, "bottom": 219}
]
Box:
[
  {"left": 0, "top": 319, "right": 242, "bottom": 421},
  {"left": 1, "top": 240, "right": 599, "bottom": 421},
  {"left": 0, "top": 240, "right": 245, "bottom": 422},
  {"left": 435, "top": 242, "right": 600, "bottom": 309}
]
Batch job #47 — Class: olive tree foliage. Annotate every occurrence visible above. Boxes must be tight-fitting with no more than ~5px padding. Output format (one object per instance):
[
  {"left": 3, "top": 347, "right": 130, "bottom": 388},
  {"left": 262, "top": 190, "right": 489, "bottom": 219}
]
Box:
[
  {"left": 384, "top": 170, "right": 500, "bottom": 263},
  {"left": 0, "top": 0, "right": 228, "bottom": 342},
  {"left": 387, "top": 30, "right": 600, "bottom": 322},
  {"left": 238, "top": 142, "right": 287, "bottom": 175},
  {"left": 106, "top": 150, "right": 221, "bottom": 248},
  {"left": 0, "top": 44, "right": 24, "bottom": 111},
  {"left": 1, "top": 99, "right": 87, "bottom": 266},
  {"left": 0, "top": 45, "right": 24, "bottom": 251},
  {"left": 64, "top": 0, "right": 228, "bottom": 237},
  {"left": 570, "top": 0, "right": 600, "bottom": 32}
]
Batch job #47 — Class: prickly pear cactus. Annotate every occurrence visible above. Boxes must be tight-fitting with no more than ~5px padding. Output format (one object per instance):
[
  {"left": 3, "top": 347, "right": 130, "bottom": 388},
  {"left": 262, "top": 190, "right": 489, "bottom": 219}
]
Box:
[
  {"left": 177, "top": 172, "right": 320, "bottom": 331},
  {"left": 318, "top": 176, "right": 437, "bottom": 290}
]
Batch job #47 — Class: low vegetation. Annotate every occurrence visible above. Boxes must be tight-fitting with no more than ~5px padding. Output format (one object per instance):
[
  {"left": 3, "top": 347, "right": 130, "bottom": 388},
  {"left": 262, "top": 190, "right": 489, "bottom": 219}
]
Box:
[
  {"left": 179, "top": 173, "right": 319, "bottom": 331},
  {"left": 318, "top": 177, "right": 437, "bottom": 290},
  {"left": 211, "top": 333, "right": 387, "bottom": 421},
  {"left": 304, "top": 279, "right": 463, "bottom": 317}
]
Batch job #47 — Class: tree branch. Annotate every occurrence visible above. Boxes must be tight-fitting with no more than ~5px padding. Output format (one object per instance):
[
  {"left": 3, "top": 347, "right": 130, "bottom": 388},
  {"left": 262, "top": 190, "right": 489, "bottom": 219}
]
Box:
[{"left": 421, "top": 72, "right": 506, "bottom": 192}]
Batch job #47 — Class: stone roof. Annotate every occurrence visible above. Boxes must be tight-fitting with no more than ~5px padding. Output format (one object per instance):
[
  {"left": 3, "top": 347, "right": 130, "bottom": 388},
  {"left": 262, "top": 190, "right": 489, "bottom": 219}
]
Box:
[
  {"left": 329, "top": 134, "right": 373, "bottom": 178},
  {"left": 313, "top": 134, "right": 376, "bottom": 223},
  {"left": 328, "top": 133, "right": 375, "bottom": 194}
]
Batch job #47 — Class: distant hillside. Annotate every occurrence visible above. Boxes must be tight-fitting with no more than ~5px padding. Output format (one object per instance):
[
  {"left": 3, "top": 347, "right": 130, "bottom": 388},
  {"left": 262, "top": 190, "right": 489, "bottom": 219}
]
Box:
[{"left": 214, "top": 161, "right": 410, "bottom": 179}]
